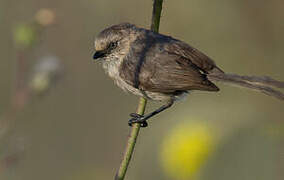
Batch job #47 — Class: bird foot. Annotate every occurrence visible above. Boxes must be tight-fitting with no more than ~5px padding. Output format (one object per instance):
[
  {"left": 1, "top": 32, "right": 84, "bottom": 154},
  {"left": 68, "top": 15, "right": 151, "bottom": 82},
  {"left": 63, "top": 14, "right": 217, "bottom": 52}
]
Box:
[{"left": 128, "top": 113, "right": 148, "bottom": 127}]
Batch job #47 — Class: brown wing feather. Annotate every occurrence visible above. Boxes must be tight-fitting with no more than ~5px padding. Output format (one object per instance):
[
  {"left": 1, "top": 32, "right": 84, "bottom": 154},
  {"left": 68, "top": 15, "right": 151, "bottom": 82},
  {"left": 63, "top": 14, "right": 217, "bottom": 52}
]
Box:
[
  {"left": 164, "top": 40, "right": 220, "bottom": 73},
  {"left": 138, "top": 53, "right": 219, "bottom": 92},
  {"left": 119, "top": 31, "right": 220, "bottom": 93}
]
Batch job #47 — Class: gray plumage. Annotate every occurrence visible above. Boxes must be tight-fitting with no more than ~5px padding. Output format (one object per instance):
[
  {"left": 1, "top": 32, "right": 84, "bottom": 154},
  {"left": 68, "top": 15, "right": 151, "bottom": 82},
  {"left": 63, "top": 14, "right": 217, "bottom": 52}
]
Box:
[
  {"left": 94, "top": 23, "right": 222, "bottom": 102},
  {"left": 93, "top": 23, "right": 284, "bottom": 101}
]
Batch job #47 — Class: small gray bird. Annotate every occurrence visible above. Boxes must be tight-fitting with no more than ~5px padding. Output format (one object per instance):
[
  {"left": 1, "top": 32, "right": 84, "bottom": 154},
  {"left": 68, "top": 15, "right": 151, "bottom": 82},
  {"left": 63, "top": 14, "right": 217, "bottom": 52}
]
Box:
[{"left": 93, "top": 23, "right": 284, "bottom": 127}]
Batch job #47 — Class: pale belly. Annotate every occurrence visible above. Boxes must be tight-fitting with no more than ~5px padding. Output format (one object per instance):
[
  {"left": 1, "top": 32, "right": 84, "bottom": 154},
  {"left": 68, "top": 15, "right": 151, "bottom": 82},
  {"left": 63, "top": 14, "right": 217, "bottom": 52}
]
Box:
[{"left": 102, "top": 60, "right": 187, "bottom": 102}]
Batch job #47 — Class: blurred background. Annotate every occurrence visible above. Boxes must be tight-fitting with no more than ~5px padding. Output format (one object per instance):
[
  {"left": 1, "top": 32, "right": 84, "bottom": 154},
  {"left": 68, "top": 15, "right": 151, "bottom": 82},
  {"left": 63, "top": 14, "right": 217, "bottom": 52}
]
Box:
[{"left": 0, "top": 0, "right": 284, "bottom": 179}]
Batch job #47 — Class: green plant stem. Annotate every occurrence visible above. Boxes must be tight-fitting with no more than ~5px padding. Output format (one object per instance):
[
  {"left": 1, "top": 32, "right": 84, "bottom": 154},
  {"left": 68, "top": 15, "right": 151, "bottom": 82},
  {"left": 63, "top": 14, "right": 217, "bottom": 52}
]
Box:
[
  {"left": 151, "top": 0, "right": 164, "bottom": 33},
  {"left": 115, "top": 1, "right": 164, "bottom": 180},
  {"left": 115, "top": 97, "right": 147, "bottom": 180}
]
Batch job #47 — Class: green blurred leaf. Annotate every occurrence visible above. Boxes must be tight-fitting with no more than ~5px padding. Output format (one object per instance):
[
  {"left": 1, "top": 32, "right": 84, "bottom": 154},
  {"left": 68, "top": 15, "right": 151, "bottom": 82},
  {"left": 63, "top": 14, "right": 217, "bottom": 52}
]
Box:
[{"left": 13, "top": 24, "right": 37, "bottom": 48}]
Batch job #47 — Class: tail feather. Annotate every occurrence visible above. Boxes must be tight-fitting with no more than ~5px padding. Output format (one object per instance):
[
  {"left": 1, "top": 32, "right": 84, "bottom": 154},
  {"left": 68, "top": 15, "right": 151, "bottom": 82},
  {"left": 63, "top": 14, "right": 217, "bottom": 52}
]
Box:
[{"left": 208, "top": 72, "right": 284, "bottom": 100}]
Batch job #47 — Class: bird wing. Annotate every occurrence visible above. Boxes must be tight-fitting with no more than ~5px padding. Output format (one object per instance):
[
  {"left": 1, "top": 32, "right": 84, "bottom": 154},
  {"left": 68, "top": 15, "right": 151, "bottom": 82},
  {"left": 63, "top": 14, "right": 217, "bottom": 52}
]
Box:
[
  {"left": 164, "top": 39, "right": 219, "bottom": 73},
  {"left": 119, "top": 33, "right": 219, "bottom": 93}
]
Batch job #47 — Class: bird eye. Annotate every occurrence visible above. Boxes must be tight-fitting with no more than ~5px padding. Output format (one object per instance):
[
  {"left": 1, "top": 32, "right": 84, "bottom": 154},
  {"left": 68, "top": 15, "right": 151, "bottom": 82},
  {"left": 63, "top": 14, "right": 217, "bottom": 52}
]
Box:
[{"left": 109, "top": 41, "right": 117, "bottom": 49}]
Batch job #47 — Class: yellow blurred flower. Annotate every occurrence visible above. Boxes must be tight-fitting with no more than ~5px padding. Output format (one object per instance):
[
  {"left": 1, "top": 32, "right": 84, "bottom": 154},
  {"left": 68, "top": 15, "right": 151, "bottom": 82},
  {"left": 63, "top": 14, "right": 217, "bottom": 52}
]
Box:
[
  {"left": 29, "top": 72, "right": 50, "bottom": 94},
  {"left": 160, "top": 121, "right": 215, "bottom": 180}
]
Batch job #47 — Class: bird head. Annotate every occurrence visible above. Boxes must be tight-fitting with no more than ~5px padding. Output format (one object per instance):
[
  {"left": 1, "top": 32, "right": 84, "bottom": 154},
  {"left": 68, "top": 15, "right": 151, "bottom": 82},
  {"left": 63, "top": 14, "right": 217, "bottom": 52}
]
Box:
[{"left": 93, "top": 23, "right": 138, "bottom": 61}]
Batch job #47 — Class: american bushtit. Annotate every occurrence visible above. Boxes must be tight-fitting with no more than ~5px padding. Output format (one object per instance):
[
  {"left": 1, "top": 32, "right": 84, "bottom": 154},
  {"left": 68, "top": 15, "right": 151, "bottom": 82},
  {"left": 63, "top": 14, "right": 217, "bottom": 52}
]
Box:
[{"left": 93, "top": 23, "right": 284, "bottom": 127}]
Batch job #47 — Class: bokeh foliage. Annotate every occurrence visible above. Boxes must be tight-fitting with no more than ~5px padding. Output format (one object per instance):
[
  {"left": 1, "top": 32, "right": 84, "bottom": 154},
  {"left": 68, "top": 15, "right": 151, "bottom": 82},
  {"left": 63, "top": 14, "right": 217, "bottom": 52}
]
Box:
[{"left": 0, "top": 0, "right": 283, "bottom": 180}]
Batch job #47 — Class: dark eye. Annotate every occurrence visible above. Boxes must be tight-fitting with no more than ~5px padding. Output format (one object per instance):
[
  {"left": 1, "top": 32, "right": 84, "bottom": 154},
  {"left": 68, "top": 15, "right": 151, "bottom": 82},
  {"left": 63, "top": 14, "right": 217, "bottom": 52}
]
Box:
[{"left": 109, "top": 41, "right": 117, "bottom": 49}]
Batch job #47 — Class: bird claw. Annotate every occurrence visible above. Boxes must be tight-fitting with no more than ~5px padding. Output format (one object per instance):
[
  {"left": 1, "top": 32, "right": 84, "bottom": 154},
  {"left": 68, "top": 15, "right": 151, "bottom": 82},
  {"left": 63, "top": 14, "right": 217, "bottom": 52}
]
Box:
[
  {"left": 129, "top": 113, "right": 144, "bottom": 118},
  {"left": 128, "top": 113, "right": 148, "bottom": 127}
]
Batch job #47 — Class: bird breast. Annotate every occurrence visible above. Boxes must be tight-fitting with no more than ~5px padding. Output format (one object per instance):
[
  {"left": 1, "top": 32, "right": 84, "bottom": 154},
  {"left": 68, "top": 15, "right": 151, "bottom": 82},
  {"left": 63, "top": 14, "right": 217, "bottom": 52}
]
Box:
[
  {"left": 102, "top": 59, "right": 144, "bottom": 97},
  {"left": 102, "top": 59, "right": 176, "bottom": 101}
]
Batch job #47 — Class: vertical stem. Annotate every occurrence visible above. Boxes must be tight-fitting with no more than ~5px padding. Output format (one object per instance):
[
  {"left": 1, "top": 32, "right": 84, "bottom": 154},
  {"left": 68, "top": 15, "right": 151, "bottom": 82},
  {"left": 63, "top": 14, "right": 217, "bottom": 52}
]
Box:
[
  {"left": 114, "top": 1, "right": 164, "bottom": 179},
  {"left": 115, "top": 98, "right": 147, "bottom": 180},
  {"left": 151, "top": 0, "right": 164, "bottom": 33}
]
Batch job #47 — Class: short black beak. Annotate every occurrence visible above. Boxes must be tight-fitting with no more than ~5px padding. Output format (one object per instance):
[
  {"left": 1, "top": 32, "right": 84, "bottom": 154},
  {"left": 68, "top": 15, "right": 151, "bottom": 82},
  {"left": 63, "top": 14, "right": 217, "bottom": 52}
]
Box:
[{"left": 93, "top": 51, "right": 105, "bottom": 60}]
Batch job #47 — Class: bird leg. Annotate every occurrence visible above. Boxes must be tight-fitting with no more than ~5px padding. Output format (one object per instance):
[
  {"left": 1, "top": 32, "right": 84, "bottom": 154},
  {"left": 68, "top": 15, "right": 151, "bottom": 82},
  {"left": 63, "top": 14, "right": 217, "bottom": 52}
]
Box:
[{"left": 128, "top": 100, "right": 174, "bottom": 127}]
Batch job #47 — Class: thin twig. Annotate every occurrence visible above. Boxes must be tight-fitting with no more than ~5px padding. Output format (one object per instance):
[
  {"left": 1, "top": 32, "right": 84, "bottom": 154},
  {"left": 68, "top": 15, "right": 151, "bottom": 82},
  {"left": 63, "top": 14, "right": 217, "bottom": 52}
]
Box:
[
  {"left": 115, "top": 98, "right": 146, "bottom": 180},
  {"left": 114, "top": 1, "right": 164, "bottom": 180},
  {"left": 151, "top": 0, "right": 164, "bottom": 33}
]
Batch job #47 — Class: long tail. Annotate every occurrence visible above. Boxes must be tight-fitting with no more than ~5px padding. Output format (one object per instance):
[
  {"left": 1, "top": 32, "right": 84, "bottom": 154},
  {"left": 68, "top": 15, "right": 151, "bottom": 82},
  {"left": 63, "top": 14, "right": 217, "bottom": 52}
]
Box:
[{"left": 208, "top": 70, "right": 284, "bottom": 100}]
